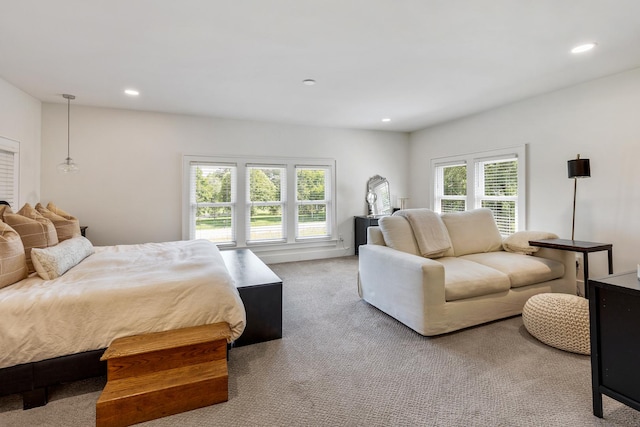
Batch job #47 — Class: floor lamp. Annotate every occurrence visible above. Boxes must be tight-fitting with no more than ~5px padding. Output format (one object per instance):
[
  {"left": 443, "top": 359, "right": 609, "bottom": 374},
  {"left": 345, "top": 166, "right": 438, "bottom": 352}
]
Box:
[{"left": 568, "top": 154, "right": 591, "bottom": 241}]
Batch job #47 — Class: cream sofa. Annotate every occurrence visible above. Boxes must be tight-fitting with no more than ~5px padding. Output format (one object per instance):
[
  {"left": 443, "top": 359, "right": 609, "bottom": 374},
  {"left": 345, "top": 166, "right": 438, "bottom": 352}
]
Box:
[{"left": 357, "top": 208, "right": 576, "bottom": 336}]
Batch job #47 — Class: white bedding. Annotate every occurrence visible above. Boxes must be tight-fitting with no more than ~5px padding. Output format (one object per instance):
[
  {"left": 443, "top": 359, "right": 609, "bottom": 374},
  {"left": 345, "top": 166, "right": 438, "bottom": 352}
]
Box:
[{"left": 0, "top": 239, "right": 246, "bottom": 369}]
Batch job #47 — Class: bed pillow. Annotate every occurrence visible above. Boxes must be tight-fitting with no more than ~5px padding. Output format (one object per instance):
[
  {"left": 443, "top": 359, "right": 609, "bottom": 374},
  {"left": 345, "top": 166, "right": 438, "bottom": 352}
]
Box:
[
  {"left": 0, "top": 221, "right": 28, "bottom": 288},
  {"left": 31, "top": 236, "right": 95, "bottom": 280},
  {"left": 46, "top": 202, "right": 77, "bottom": 221},
  {"left": 35, "top": 203, "right": 81, "bottom": 242},
  {"left": 0, "top": 204, "right": 59, "bottom": 273}
]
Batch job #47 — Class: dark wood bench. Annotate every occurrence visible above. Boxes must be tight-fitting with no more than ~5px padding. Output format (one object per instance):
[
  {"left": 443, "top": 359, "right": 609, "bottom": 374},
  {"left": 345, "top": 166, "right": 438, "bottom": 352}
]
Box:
[{"left": 221, "top": 249, "right": 283, "bottom": 346}]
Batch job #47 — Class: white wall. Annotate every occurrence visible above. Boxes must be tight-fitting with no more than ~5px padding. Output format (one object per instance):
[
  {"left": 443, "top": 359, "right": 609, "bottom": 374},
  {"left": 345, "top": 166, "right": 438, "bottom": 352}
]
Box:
[
  {"left": 0, "top": 77, "right": 41, "bottom": 206},
  {"left": 41, "top": 105, "right": 409, "bottom": 261},
  {"left": 410, "top": 67, "right": 640, "bottom": 277}
]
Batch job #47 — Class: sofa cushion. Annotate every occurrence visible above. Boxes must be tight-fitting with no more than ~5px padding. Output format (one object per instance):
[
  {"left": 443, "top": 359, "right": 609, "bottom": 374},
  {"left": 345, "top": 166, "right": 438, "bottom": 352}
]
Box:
[
  {"left": 440, "top": 208, "right": 503, "bottom": 256},
  {"left": 378, "top": 216, "right": 420, "bottom": 255},
  {"left": 461, "top": 252, "right": 565, "bottom": 288},
  {"left": 438, "top": 257, "right": 511, "bottom": 301}
]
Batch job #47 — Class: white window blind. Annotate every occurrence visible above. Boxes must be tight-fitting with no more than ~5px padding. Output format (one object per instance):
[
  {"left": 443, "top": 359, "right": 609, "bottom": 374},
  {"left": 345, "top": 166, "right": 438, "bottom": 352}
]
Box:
[
  {"left": 0, "top": 137, "right": 19, "bottom": 208},
  {"left": 475, "top": 157, "right": 518, "bottom": 235}
]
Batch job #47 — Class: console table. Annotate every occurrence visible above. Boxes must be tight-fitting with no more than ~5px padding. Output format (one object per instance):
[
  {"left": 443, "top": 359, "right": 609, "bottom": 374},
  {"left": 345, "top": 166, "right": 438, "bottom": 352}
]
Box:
[
  {"left": 221, "top": 249, "right": 282, "bottom": 347},
  {"left": 354, "top": 216, "right": 379, "bottom": 255},
  {"left": 588, "top": 272, "right": 640, "bottom": 418},
  {"left": 528, "top": 239, "right": 613, "bottom": 298}
]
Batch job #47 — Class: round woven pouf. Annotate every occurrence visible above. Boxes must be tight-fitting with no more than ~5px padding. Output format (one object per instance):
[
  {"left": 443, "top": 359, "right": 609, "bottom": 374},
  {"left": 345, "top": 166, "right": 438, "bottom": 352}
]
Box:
[{"left": 522, "top": 293, "right": 590, "bottom": 355}]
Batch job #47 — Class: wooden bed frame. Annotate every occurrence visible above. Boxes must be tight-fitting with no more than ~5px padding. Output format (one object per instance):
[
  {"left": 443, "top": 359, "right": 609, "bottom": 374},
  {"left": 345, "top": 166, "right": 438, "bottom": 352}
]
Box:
[{"left": 0, "top": 349, "right": 107, "bottom": 409}]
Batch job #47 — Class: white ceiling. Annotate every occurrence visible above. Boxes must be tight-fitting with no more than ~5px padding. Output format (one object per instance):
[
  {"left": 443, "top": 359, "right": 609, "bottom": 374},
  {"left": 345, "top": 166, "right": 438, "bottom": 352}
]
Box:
[{"left": 1, "top": 1, "right": 640, "bottom": 132}]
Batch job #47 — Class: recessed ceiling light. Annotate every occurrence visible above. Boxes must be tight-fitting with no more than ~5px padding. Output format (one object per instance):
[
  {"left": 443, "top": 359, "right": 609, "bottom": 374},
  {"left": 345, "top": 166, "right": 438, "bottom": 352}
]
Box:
[
  {"left": 124, "top": 89, "right": 139, "bottom": 96},
  {"left": 302, "top": 79, "right": 316, "bottom": 86},
  {"left": 381, "top": 118, "right": 391, "bottom": 123},
  {"left": 571, "top": 43, "right": 597, "bottom": 54}
]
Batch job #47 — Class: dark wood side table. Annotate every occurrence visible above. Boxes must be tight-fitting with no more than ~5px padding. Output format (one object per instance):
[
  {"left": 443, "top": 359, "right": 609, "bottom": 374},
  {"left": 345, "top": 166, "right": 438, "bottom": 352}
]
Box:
[
  {"left": 528, "top": 239, "right": 613, "bottom": 298},
  {"left": 588, "top": 272, "right": 640, "bottom": 418},
  {"left": 354, "top": 216, "right": 379, "bottom": 255},
  {"left": 220, "top": 248, "right": 282, "bottom": 347}
]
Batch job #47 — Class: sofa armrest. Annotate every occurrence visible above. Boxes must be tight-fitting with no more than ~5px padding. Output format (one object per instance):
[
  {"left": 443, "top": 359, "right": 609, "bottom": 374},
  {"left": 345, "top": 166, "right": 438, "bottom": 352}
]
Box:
[{"left": 358, "top": 244, "right": 446, "bottom": 306}]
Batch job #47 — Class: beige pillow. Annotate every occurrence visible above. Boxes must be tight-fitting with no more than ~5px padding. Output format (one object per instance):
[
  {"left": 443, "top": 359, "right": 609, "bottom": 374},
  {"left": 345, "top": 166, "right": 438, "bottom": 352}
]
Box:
[
  {"left": 36, "top": 203, "right": 81, "bottom": 242},
  {"left": 0, "top": 204, "right": 59, "bottom": 273},
  {"left": 31, "top": 236, "right": 94, "bottom": 280},
  {"left": 0, "top": 221, "right": 28, "bottom": 288},
  {"left": 378, "top": 216, "right": 420, "bottom": 255},
  {"left": 46, "top": 202, "right": 76, "bottom": 221},
  {"left": 440, "top": 208, "right": 503, "bottom": 256}
]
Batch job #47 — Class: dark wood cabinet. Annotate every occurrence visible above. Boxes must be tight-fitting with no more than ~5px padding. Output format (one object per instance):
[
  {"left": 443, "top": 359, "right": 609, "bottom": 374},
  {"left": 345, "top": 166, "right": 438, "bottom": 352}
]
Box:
[
  {"left": 354, "top": 216, "right": 379, "bottom": 255},
  {"left": 589, "top": 272, "right": 640, "bottom": 418},
  {"left": 221, "top": 249, "right": 282, "bottom": 347}
]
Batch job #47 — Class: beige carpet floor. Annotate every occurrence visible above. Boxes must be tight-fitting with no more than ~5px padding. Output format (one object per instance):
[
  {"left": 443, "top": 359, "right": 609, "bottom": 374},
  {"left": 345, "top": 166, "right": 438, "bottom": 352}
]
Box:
[{"left": 1, "top": 256, "right": 639, "bottom": 426}]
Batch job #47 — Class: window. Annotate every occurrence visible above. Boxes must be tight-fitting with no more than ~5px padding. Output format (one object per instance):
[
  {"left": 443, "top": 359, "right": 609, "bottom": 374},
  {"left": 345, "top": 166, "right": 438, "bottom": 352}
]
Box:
[
  {"left": 247, "top": 165, "right": 286, "bottom": 243},
  {"left": 434, "top": 162, "right": 467, "bottom": 213},
  {"left": 431, "top": 146, "right": 526, "bottom": 235},
  {"left": 296, "top": 166, "right": 331, "bottom": 239},
  {"left": 184, "top": 155, "right": 336, "bottom": 247},
  {"left": 189, "top": 162, "right": 237, "bottom": 244},
  {"left": 0, "top": 137, "right": 19, "bottom": 208}
]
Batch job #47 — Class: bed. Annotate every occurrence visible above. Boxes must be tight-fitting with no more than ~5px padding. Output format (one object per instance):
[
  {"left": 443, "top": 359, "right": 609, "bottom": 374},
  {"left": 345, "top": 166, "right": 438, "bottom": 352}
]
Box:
[{"left": 0, "top": 238, "right": 246, "bottom": 408}]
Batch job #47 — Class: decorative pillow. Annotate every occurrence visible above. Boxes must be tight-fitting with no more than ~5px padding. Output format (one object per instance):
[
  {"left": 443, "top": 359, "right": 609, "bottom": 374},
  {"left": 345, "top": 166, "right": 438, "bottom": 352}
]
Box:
[
  {"left": 46, "top": 202, "right": 76, "bottom": 221},
  {"left": 378, "top": 216, "right": 420, "bottom": 255},
  {"left": 440, "top": 208, "right": 503, "bottom": 256},
  {"left": 31, "top": 236, "right": 94, "bottom": 280},
  {"left": 0, "top": 221, "right": 28, "bottom": 289},
  {"left": 35, "top": 203, "right": 81, "bottom": 242},
  {"left": 0, "top": 204, "right": 59, "bottom": 273}
]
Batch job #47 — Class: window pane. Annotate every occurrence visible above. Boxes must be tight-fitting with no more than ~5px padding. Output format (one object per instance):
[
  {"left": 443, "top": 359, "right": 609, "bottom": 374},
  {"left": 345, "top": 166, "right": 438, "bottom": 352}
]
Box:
[
  {"left": 444, "top": 165, "right": 466, "bottom": 196},
  {"left": 249, "top": 205, "right": 283, "bottom": 240},
  {"left": 297, "top": 169, "right": 326, "bottom": 201},
  {"left": 195, "top": 165, "right": 233, "bottom": 203},
  {"left": 298, "top": 204, "right": 328, "bottom": 237},
  {"left": 482, "top": 200, "right": 516, "bottom": 235},
  {"left": 250, "top": 167, "right": 284, "bottom": 202},
  {"left": 195, "top": 206, "right": 233, "bottom": 243},
  {"left": 483, "top": 160, "right": 517, "bottom": 196},
  {"left": 441, "top": 200, "right": 465, "bottom": 213}
]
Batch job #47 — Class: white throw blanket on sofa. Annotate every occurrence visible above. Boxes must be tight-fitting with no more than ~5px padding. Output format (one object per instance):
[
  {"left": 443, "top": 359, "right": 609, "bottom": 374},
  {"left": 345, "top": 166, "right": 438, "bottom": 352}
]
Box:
[
  {"left": 502, "top": 231, "right": 559, "bottom": 255},
  {"left": 394, "top": 209, "right": 452, "bottom": 257}
]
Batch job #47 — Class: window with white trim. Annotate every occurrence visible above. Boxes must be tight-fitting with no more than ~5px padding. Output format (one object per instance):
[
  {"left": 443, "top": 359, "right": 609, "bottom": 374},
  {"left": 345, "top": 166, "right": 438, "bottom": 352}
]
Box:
[
  {"left": 0, "top": 137, "right": 20, "bottom": 208},
  {"left": 183, "top": 155, "right": 336, "bottom": 247},
  {"left": 296, "top": 166, "right": 331, "bottom": 239},
  {"left": 431, "top": 146, "right": 526, "bottom": 235}
]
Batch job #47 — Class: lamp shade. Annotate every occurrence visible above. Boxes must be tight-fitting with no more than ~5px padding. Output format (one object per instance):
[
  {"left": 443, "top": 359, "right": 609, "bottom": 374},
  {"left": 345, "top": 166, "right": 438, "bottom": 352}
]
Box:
[{"left": 568, "top": 157, "right": 590, "bottom": 178}]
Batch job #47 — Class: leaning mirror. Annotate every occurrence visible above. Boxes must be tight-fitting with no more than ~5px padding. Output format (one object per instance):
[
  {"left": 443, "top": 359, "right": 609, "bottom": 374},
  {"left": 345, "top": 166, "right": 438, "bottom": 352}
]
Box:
[{"left": 366, "top": 175, "right": 392, "bottom": 216}]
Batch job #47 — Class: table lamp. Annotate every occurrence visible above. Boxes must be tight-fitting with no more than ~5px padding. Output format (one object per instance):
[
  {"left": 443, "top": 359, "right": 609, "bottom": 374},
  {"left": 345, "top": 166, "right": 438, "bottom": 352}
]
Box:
[{"left": 568, "top": 154, "right": 591, "bottom": 241}]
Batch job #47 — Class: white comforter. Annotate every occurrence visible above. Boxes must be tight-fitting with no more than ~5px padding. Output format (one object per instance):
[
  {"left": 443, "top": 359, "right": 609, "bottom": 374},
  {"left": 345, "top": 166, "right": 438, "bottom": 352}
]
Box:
[{"left": 0, "top": 240, "right": 246, "bottom": 369}]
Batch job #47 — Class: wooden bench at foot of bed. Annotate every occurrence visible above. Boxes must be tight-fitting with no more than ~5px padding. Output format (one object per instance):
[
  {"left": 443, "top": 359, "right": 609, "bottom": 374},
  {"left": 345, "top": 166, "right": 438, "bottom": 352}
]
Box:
[{"left": 96, "top": 323, "right": 231, "bottom": 427}]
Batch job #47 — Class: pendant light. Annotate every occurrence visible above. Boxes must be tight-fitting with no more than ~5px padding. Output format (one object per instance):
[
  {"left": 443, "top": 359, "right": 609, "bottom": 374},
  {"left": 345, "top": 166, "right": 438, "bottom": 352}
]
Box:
[{"left": 57, "top": 94, "right": 79, "bottom": 173}]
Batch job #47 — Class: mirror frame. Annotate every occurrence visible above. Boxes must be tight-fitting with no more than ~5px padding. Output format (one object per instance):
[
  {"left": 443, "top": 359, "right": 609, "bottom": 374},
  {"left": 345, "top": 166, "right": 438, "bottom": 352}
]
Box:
[{"left": 366, "top": 174, "right": 392, "bottom": 216}]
